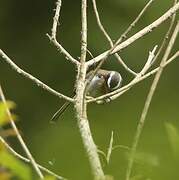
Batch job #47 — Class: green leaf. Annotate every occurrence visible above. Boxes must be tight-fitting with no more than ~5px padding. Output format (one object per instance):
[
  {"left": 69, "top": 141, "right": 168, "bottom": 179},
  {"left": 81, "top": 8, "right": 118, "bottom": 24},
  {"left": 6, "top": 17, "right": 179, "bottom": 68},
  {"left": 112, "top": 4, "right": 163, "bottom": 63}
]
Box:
[
  {"left": 0, "top": 101, "right": 17, "bottom": 126},
  {"left": 127, "top": 151, "right": 159, "bottom": 179},
  {"left": 0, "top": 146, "right": 31, "bottom": 180},
  {"left": 133, "top": 152, "right": 159, "bottom": 168},
  {"left": 165, "top": 122, "right": 179, "bottom": 158}
]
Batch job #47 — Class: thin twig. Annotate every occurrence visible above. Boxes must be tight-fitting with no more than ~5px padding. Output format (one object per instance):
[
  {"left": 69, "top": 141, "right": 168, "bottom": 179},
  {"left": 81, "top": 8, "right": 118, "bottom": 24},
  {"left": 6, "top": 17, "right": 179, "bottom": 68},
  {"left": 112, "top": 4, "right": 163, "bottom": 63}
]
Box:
[
  {"left": 47, "top": 34, "right": 80, "bottom": 66},
  {"left": 47, "top": 0, "right": 79, "bottom": 66},
  {"left": 106, "top": 131, "right": 114, "bottom": 164},
  {"left": 0, "top": 49, "right": 74, "bottom": 103},
  {"left": 74, "top": 0, "right": 105, "bottom": 179},
  {"left": 87, "top": 51, "right": 179, "bottom": 103},
  {"left": 117, "top": 0, "right": 155, "bottom": 44},
  {"left": 90, "top": 0, "right": 154, "bottom": 76},
  {"left": 112, "top": 145, "right": 130, "bottom": 151},
  {"left": 0, "top": 85, "right": 44, "bottom": 179},
  {"left": 111, "top": 51, "right": 179, "bottom": 100},
  {"left": 51, "top": 0, "right": 62, "bottom": 39},
  {"left": 0, "top": 136, "right": 66, "bottom": 180},
  {"left": 80, "top": 0, "right": 88, "bottom": 64},
  {"left": 91, "top": 0, "right": 137, "bottom": 76},
  {"left": 87, "top": 2, "right": 179, "bottom": 66},
  {"left": 152, "top": 0, "right": 178, "bottom": 62},
  {"left": 85, "top": 1, "right": 178, "bottom": 87},
  {"left": 87, "top": 45, "right": 158, "bottom": 103},
  {"left": 136, "top": 45, "right": 158, "bottom": 76},
  {"left": 125, "top": 21, "right": 179, "bottom": 180}
]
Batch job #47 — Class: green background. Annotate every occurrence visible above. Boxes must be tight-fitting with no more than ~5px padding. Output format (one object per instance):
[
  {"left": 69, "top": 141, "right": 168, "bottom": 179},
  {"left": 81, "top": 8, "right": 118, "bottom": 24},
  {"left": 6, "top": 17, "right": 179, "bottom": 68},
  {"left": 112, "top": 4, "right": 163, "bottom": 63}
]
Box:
[{"left": 0, "top": 0, "right": 179, "bottom": 179}]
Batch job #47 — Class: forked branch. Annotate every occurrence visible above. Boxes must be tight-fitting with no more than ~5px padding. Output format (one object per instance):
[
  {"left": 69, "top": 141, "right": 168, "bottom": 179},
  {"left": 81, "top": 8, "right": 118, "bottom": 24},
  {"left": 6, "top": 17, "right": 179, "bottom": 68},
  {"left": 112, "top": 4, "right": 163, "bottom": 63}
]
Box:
[
  {"left": 91, "top": 0, "right": 138, "bottom": 76},
  {"left": 92, "top": 0, "right": 154, "bottom": 76},
  {"left": 87, "top": 2, "right": 179, "bottom": 66},
  {"left": 74, "top": 0, "right": 105, "bottom": 178},
  {"left": 47, "top": 0, "right": 80, "bottom": 66},
  {"left": 0, "top": 1, "right": 179, "bottom": 180}
]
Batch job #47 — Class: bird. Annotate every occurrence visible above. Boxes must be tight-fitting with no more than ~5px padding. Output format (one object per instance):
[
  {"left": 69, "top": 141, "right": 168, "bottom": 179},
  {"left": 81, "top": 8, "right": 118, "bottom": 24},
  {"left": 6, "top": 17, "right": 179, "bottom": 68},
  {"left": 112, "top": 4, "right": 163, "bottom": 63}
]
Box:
[{"left": 50, "top": 69, "right": 122, "bottom": 122}]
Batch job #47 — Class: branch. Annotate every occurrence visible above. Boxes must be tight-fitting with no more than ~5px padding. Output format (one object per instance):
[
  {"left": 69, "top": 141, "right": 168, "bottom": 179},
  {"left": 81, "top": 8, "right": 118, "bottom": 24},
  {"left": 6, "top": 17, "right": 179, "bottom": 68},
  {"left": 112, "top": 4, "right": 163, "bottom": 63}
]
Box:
[
  {"left": 106, "top": 131, "right": 114, "bottom": 164},
  {"left": 117, "top": 0, "right": 154, "bottom": 44},
  {"left": 0, "top": 136, "right": 66, "bottom": 180},
  {"left": 0, "top": 85, "right": 44, "bottom": 179},
  {"left": 47, "top": 0, "right": 80, "bottom": 66},
  {"left": 87, "top": 2, "right": 179, "bottom": 66},
  {"left": 125, "top": 20, "right": 179, "bottom": 180},
  {"left": 47, "top": 34, "right": 80, "bottom": 66},
  {"left": 0, "top": 49, "right": 74, "bottom": 103},
  {"left": 152, "top": 0, "right": 177, "bottom": 63},
  {"left": 51, "top": 0, "right": 62, "bottom": 39},
  {"left": 92, "top": 0, "right": 137, "bottom": 76},
  {"left": 87, "top": 0, "right": 155, "bottom": 90},
  {"left": 114, "top": 51, "right": 179, "bottom": 98},
  {"left": 87, "top": 45, "right": 158, "bottom": 103},
  {"left": 74, "top": 0, "right": 105, "bottom": 179},
  {"left": 87, "top": 51, "right": 179, "bottom": 103}
]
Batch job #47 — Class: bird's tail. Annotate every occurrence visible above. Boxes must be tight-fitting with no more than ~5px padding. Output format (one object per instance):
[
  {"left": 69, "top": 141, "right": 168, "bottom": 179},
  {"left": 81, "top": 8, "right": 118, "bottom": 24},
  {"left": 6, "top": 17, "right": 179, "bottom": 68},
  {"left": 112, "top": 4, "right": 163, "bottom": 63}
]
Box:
[{"left": 50, "top": 101, "right": 71, "bottom": 122}]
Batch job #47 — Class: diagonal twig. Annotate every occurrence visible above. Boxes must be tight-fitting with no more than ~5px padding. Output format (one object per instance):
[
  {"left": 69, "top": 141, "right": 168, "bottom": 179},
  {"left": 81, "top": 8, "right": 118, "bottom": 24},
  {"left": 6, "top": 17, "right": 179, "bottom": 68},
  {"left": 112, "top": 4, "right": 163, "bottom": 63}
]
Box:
[
  {"left": 87, "top": 51, "right": 179, "bottom": 103},
  {"left": 87, "top": 2, "right": 179, "bottom": 66},
  {"left": 85, "top": 1, "right": 179, "bottom": 92},
  {"left": 91, "top": 0, "right": 138, "bottom": 76},
  {"left": 111, "top": 51, "right": 179, "bottom": 101},
  {"left": 106, "top": 131, "right": 114, "bottom": 164},
  {"left": 0, "top": 85, "right": 44, "bottom": 179},
  {"left": 92, "top": 0, "right": 154, "bottom": 75},
  {"left": 0, "top": 136, "right": 66, "bottom": 180},
  {"left": 117, "top": 0, "right": 155, "bottom": 44},
  {"left": 152, "top": 0, "right": 178, "bottom": 63},
  {"left": 125, "top": 20, "right": 179, "bottom": 180},
  {"left": 86, "top": 0, "right": 155, "bottom": 94},
  {"left": 0, "top": 49, "right": 74, "bottom": 103},
  {"left": 87, "top": 45, "right": 158, "bottom": 103}
]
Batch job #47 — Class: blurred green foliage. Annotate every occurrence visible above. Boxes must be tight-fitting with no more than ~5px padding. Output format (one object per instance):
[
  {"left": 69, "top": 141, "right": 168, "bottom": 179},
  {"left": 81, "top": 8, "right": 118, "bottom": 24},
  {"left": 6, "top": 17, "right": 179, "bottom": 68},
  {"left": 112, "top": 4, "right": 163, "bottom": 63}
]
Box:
[
  {"left": 0, "top": 101, "right": 17, "bottom": 126},
  {"left": 0, "top": 101, "right": 31, "bottom": 180},
  {"left": 0, "top": 147, "right": 31, "bottom": 180},
  {"left": 165, "top": 123, "right": 179, "bottom": 160},
  {"left": 0, "top": 0, "right": 179, "bottom": 179}
]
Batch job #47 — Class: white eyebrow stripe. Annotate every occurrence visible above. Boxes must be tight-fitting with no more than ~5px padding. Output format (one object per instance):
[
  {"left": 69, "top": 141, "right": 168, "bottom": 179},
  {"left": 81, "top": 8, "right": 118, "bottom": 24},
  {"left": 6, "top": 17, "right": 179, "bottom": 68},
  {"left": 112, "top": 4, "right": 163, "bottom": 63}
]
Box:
[{"left": 107, "top": 71, "right": 115, "bottom": 89}]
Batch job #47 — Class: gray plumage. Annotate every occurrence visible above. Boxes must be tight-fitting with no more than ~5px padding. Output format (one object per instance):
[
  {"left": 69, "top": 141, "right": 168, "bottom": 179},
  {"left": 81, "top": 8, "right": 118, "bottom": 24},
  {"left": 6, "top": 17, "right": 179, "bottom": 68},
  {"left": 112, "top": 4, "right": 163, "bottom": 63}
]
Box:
[{"left": 51, "top": 69, "right": 122, "bottom": 122}]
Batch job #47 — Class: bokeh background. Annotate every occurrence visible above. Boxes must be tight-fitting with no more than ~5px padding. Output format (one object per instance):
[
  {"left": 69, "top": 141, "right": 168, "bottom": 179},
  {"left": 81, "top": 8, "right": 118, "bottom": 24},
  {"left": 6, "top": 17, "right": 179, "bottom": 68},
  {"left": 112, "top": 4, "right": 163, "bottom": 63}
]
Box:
[{"left": 0, "top": 0, "right": 179, "bottom": 179}]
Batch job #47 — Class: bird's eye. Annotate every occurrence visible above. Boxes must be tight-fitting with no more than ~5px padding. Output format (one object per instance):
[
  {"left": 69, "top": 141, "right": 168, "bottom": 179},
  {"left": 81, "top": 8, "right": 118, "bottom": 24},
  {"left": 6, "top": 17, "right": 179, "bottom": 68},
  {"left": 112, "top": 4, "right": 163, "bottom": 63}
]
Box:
[
  {"left": 97, "top": 74, "right": 103, "bottom": 78},
  {"left": 107, "top": 72, "right": 122, "bottom": 90}
]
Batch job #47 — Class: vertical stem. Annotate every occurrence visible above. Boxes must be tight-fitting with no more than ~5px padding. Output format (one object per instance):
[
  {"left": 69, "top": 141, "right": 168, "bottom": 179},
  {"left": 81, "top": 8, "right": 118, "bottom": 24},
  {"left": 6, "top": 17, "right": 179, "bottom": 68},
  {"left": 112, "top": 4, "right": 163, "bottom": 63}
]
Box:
[
  {"left": 76, "top": 99, "right": 105, "bottom": 179},
  {"left": 74, "top": 0, "right": 105, "bottom": 179},
  {"left": 51, "top": 0, "right": 62, "bottom": 39},
  {"left": 125, "top": 21, "right": 179, "bottom": 180}
]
